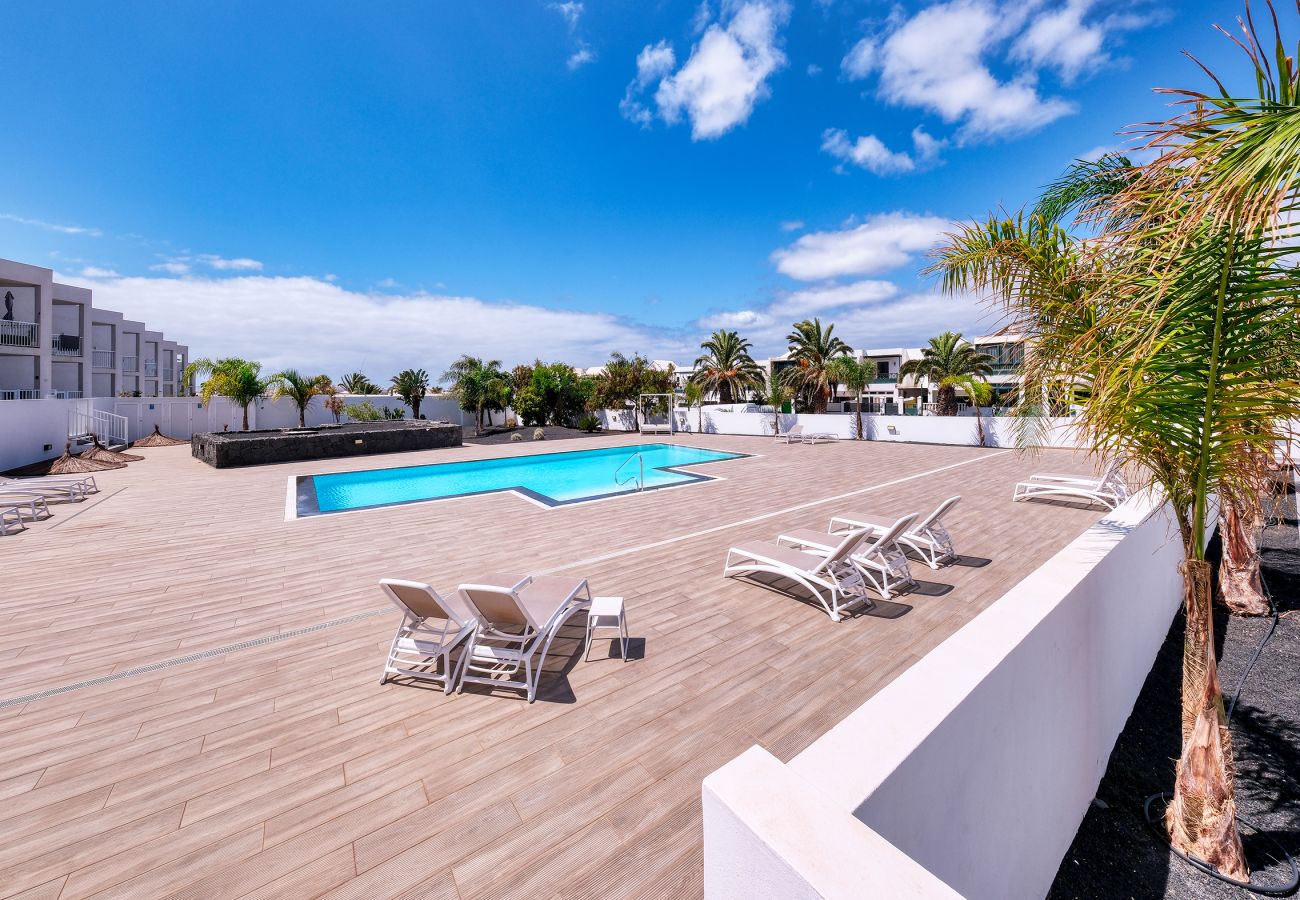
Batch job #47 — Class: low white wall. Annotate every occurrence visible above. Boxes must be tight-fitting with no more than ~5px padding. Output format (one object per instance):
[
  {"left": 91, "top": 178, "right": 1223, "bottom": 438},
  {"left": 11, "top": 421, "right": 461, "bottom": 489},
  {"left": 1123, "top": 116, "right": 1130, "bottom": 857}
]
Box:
[
  {"left": 704, "top": 491, "right": 1190, "bottom": 900},
  {"left": 0, "top": 400, "right": 78, "bottom": 472},
  {"left": 599, "top": 407, "right": 1078, "bottom": 448}
]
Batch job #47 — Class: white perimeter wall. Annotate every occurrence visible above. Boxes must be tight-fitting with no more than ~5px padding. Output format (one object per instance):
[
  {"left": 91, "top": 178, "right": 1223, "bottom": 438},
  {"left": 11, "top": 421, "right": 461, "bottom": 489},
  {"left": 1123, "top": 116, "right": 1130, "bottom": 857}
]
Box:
[
  {"left": 704, "top": 490, "right": 1191, "bottom": 899},
  {"left": 0, "top": 400, "right": 79, "bottom": 472},
  {"left": 0, "top": 394, "right": 473, "bottom": 468},
  {"left": 600, "top": 406, "right": 1078, "bottom": 449}
]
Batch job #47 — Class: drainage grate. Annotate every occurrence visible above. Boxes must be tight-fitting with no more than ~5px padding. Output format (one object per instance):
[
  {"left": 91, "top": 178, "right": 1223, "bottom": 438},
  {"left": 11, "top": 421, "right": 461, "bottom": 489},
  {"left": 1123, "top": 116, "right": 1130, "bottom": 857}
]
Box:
[{"left": 0, "top": 607, "right": 392, "bottom": 711}]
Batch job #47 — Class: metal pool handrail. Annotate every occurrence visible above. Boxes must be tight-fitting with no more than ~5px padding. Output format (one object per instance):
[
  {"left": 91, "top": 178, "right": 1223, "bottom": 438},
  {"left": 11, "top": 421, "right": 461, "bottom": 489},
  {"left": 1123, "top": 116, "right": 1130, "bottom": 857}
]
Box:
[{"left": 615, "top": 450, "right": 644, "bottom": 491}]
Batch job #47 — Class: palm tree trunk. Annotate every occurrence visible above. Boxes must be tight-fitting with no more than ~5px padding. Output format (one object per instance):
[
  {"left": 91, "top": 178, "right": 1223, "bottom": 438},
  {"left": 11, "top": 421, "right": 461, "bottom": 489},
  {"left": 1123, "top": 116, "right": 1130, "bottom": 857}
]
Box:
[
  {"left": 855, "top": 391, "right": 864, "bottom": 440},
  {"left": 938, "top": 385, "right": 957, "bottom": 416},
  {"left": 299, "top": 406, "right": 306, "bottom": 428},
  {"left": 1219, "top": 500, "right": 1269, "bottom": 616},
  {"left": 1165, "top": 558, "right": 1249, "bottom": 879},
  {"left": 242, "top": 405, "right": 250, "bottom": 431},
  {"left": 697, "top": 405, "right": 703, "bottom": 433}
]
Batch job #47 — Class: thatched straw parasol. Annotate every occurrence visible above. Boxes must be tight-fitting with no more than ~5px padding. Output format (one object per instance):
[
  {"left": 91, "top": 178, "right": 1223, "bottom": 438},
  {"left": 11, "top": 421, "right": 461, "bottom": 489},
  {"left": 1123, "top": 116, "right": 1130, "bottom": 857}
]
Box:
[
  {"left": 132, "top": 424, "right": 188, "bottom": 448},
  {"left": 82, "top": 435, "right": 144, "bottom": 464},
  {"left": 6, "top": 443, "right": 125, "bottom": 476}
]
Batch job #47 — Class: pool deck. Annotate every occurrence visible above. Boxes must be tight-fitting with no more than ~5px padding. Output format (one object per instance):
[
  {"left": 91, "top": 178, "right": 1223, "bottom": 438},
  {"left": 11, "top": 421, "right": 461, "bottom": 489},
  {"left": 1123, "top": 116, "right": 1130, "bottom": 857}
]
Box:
[{"left": 0, "top": 433, "right": 1104, "bottom": 898}]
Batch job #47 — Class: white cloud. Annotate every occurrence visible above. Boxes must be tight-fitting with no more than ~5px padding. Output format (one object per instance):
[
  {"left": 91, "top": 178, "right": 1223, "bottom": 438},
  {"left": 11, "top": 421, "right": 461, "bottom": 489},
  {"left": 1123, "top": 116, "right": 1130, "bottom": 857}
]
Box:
[
  {"left": 873, "top": 0, "right": 1075, "bottom": 142},
  {"left": 621, "top": 41, "right": 677, "bottom": 126},
  {"left": 548, "top": 1, "right": 583, "bottom": 29},
  {"left": 772, "top": 279, "right": 897, "bottom": 317},
  {"left": 150, "top": 260, "right": 191, "bottom": 275},
  {"left": 198, "top": 254, "right": 263, "bottom": 271},
  {"left": 841, "top": 37, "right": 876, "bottom": 80},
  {"left": 67, "top": 273, "right": 695, "bottom": 377},
  {"left": 806, "top": 63, "right": 822, "bottom": 76},
  {"left": 0, "top": 213, "right": 102, "bottom": 237},
  {"left": 80, "top": 266, "right": 120, "bottom": 278},
  {"left": 549, "top": 2, "right": 596, "bottom": 71},
  {"left": 779, "top": 219, "right": 805, "bottom": 232},
  {"left": 1010, "top": 0, "right": 1101, "bottom": 80},
  {"left": 771, "top": 212, "right": 950, "bottom": 281},
  {"left": 821, "top": 125, "right": 945, "bottom": 175},
  {"left": 567, "top": 46, "right": 596, "bottom": 70},
  {"left": 623, "top": 1, "right": 790, "bottom": 140}
]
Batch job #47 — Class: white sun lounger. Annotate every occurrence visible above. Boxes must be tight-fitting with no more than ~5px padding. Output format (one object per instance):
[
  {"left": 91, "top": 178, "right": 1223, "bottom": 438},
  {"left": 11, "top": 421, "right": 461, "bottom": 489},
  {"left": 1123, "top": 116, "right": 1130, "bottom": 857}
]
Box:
[
  {"left": 830, "top": 496, "right": 961, "bottom": 570},
  {"left": 0, "top": 492, "right": 53, "bottom": 522},
  {"left": 801, "top": 431, "right": 839, "bottom": 444},
  {"left": 776, "top": 513, "right": 919, "bottom": 599},
  {"left": 0, "top": 477, "right": 90, "bottom": 502},
  {"left": 0, "top": 474, "right": 97, "bottom": 497},
  {"left": 1013, "top": 460, "right": 1128, "bottom": 509},
  {"left": 775, "top": 424, "right": 805, "bottom": 444},
  {"left": 723, "top": 527, "right": 875, "bottom": 621},
  {"left": 379, "top": 579, "right": 478, "bottom": 694},
  {"left": 457, "top": 574, "right": 592, "bottom": 702},
  {"left": 0, "top": 504, "right": 26, "bottom": 535}
]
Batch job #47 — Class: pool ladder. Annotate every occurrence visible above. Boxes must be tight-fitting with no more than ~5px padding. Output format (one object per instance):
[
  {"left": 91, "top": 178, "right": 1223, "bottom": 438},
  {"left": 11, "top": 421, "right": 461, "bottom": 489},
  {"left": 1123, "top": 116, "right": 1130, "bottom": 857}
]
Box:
[{"left": 615, "top": 451, "right": 644, "bottom": 491}]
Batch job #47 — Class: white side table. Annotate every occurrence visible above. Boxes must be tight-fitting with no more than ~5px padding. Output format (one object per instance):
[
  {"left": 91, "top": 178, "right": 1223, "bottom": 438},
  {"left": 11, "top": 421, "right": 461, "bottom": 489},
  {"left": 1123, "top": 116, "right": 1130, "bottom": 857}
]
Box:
[{"left": 584, "top": 596, "right": 629, "bottom": 662}]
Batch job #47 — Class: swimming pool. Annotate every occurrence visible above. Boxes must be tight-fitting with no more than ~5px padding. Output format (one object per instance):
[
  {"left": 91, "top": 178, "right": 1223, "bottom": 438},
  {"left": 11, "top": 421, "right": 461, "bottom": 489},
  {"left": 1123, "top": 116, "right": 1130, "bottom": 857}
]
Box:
[{"left": 293, "top": 442, "right": 748, "bottom": 516}]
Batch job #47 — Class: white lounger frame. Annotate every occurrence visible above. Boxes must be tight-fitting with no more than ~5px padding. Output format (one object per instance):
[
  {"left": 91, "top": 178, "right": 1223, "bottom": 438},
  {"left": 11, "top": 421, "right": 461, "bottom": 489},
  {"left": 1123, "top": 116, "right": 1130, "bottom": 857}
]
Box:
[
  {"left": 379, "top": 579, "right": 477, "bottom": 694},
  {"left": 723, "top": 528, "right": 874, "bottom": 622},
  {"left": 1012, "top": 461, "right": 1128, "bottom": 510},
  {"left": 830, "top": 496, "right": 960, "bottom": 570},
  {"left": 0, "top": 504, "right": 26, "bottom": 535},
  {"left": 458, "top": 576, "right": 592, "bottom": 702},
  {"left": 0, "top": 492, "right": 52, "bottom": 522},
  {"left": 779, "top": 513, "right": 919, "bottom": 600}
]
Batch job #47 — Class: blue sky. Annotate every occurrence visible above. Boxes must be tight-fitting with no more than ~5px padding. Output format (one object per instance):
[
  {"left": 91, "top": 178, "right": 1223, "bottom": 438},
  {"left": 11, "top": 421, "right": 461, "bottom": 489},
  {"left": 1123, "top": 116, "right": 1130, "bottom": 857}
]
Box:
[{"left": 0, "top": 1, "right": 1272, "bottom": 377}]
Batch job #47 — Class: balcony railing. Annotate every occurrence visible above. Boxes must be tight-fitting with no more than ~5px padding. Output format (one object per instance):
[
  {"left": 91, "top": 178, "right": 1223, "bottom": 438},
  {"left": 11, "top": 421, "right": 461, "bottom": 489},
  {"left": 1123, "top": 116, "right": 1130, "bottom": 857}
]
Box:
[
  {"left": 163, "top": 368, "right": 174, "bottom": 382},
  {"left": 51, "top": 334, "right": 83, "bottom": 357},
  {"left": 871, "top": 376, "right": 897, "bottom": 384},
  {"left": 48, "top": 390, "right": 83, "bottom": 399},
  {"left": 143, "top": 360, "right": 158, "bottom": 376},
  {"left": 122, "top": 355, "right": 139, "bottom": 373},
  {"left": 0, "top": 320, "right": 39, "bottom": 349},
  {"left": 0, "top": 389, "right": 40, "bottom": 400},
  {"left": 93, "top": 349, "right": 116, "bottom": 368}
]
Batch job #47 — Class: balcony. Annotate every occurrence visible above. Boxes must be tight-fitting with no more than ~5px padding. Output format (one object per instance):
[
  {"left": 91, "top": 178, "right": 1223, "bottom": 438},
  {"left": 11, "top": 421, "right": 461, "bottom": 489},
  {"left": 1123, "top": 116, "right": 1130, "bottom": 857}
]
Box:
[
  {"left": 122, "top": 355, "right": 139, "bottom": 373},
  {"left": 93, "top": 349, "right": 116, "bottom": 368},
  {"left": 0, "top": 389, "right": 40, "bottom": 400},
  {"left": 0, "top": 320, "right": 39, "bottom": 349},
  {"left": 51, "top": 334, "right": 83, "bottom": 357},
  {"left": 143, "top": 360, "right": 158, "bottom": 376},
  {"left": 163, "top": 367, "right": 174, "bottom": 382},
  {"left": 47, "top": 390, "right": 83, "bottom": 399},
  {"left": 871, "top": 376, "right": 897, "bottom": 385}
]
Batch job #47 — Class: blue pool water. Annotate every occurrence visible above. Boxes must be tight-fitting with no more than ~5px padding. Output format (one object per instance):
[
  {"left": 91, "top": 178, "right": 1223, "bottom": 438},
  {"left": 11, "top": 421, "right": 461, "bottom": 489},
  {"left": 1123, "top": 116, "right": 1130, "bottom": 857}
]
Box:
[{"left": 298, "top": 443, "right": 746, "bottom": 515}]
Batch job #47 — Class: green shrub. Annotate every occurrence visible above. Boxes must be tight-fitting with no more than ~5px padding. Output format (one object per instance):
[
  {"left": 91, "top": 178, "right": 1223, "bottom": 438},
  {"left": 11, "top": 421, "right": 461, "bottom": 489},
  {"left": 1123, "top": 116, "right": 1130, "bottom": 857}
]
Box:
[
  {"left": 577, "top": 413, "right": 600, "bottom": 433},
  {"left": 342, "top": 400, "right": 383, "bottom": 421}
]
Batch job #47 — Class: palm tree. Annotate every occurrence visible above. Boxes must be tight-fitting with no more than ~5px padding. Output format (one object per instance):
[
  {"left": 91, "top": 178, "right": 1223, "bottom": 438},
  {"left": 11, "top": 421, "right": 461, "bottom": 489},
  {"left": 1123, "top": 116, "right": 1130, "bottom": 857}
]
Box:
[
  {"left": 781, "top": 318, "right": 851, "bottom": 414},
  {"left": 759, "top": 374, "right": 791, "bottom": 436},
  {"left": 184, "top": 357, "right": 272, "bottom": 431},
  {"left": 933, "top": 75, "right": 1300, "bottom": 872},
  {"left": 690, "top": 330, "right": 764, "bottom": 405},
  {"left": 389, "top": 368, "right": 430, "bottom": 419},
  {"left": 899, "top": 332, "right": 992, "bottom": 416},
  {"left": 682, "top": 382, "right": 705, "bottom": 434},
  {"left": 338, "top": 372, "right": 381, "bottom": 394},
  {"left": 270, "top": 369, "right": 331, "bottom": 427},
  {"left": 828, "top": 356, "right": 871, "bottom": 440},
  {"left": 440, "top": 356, "right": 507, "bottom": 435}
]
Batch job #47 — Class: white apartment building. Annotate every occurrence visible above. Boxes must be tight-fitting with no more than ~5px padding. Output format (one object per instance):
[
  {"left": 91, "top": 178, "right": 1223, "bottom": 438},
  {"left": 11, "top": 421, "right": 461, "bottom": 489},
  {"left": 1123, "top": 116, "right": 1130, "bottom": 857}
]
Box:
[
  {"left": 0, "top": 257, "right": 191, "bottom": 400},
  {"left": 762, "top": 333, "right": 1028, "bottom": 413}
]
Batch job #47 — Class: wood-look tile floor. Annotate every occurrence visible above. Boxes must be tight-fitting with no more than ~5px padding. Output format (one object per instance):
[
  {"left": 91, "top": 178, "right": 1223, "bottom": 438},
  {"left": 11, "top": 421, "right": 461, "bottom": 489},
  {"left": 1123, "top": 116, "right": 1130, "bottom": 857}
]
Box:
[{"left": 0, "top": 433, "right": 1103, "bottom": 899}]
